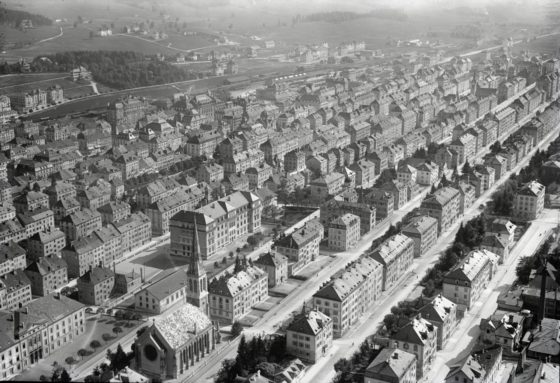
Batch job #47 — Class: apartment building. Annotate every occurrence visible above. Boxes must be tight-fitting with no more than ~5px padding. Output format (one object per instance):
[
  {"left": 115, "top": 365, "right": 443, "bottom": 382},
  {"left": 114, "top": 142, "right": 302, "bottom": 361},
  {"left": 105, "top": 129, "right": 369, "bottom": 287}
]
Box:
[
  {"left": 0, "top": 241, "right": 26, "bottom": 277},
  {"left": 286, "top": 309, "right": 333, "bottom": 363},
  {"left": 365, "top": 189, "right": 394, "bottom": 221},
  {"left": 169, "top": 191, "right": 262, "bottom": 259},
  {"left": 111, "top": 212, "right": 151, "bottom": 253},
  {"left": 208, "top": 263, "right": 268, "bottom": 324},
  {"left": 24, "top": 256, "right": 68, "bottom": 296},
  {"left": 418, "top": 295, "right": 459, "bottom": 350},
  {"left": 401, "top": 215, "right": 439, "bottom": 258},
  {"left": 369, "top": 234, "right": 414, "bottom": 291},
  {"left": 61, "top": 235, "right": 105, "bottom": 278},
  {"left": 254, "top": 251, "right": 288, "bottom": 288},
  {"left": 0, "top": 270, "right": 32, "bottom": 311},
  {"left": 392, "top": 316, "right": 438, "bottom": 379},
  {"left": 0, "top": 294, "right": 85, "bottom": 380},
  {"left": 313, "top": 256, "right": 383, "bottom": 337},
  {"left": 513, "top": 180, "right": 545, "bottom": 220},
  {"left": 77, "top": 266, "right": 115, "bottom": 306},
  {"left": 442, "top": 249, "right": 499, "bottom": 312},
  {"left": 328, "top": 213, "right": 360, "bottom": 251},
  {"left": 59, "top": 208, "right": 102, "bottom": 241},
  {"left": 419, "top": 187, "right": 461, "bottom": 235},
  {"left": 274, "top": 219, "right": 323, "bottom": 276},
  {"left": 26, "top": 228, "right": 66, "bottom": 260},
  {"left": 320, "top": 200, "right": 376, "bottom": 235}
]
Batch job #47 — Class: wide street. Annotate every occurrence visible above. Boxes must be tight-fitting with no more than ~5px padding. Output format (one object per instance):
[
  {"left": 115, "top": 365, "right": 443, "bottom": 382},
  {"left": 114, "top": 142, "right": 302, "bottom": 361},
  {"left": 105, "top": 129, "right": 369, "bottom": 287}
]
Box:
[
  {"left": 300, "top": 120, "right": 560, "bottom": 383},
  {"left": 426, "top": 208, "right": 558, "bottom": 383}
]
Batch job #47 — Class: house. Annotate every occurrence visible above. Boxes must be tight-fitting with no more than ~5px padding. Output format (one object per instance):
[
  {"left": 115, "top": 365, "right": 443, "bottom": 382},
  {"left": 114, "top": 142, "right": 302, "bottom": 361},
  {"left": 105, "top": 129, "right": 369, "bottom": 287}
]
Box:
[
  {"left": 418, "top": 295, "right": 458, "bottom": 350},
  {"left": 254, "top": 251, "right": 288, "bottom": 288},
  {"left": 444, "top": 346, "right": 503, "bottom": 383},
  {"left": 479, "top": 311, "right": 524, "bottom": 354},
  {"left": 480, "top": 234, "right": 509, "bottom": 264},
  {"left": 286, "top": 309, "right": 333, "bottom": 363},
  {"left": 328, "top": 213, "right": 360, "bottom": 251},
  {"left": 526, "top": 318, "right": 560, "bottom": 363},
  {"left": 0, "top": 241, "right": 26, "bottom": 277},
  {"left": 77, "top": 266, "right": 115, "bottom": 306},
  {"left": 364, "top": 348, "right": 417, "bottom": 383},
  {"left": 0, "top": 270, "right": 32, "bottom": 310},
  {"left": 419, "top": 187, "right": 460, "bottom": 234},
  {"left": 133, "top": 304, "right": 215, "bottom": 380},
  {"left": 392, "top": 315, "right": 438, "bottom": 379}
]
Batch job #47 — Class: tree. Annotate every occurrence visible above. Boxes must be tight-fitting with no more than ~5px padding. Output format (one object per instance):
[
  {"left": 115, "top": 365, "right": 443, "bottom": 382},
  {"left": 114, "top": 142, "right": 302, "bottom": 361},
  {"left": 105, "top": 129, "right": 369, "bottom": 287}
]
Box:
[
  {"left": 78, "top": 348, "right": 88, "bottom": 360},
  {"left": 90, "top": 340, "right": 101, "bottom": 350},
  {"left": 214, "top": 261, "right": 219, "bottom": 268},
  {"left": 108, "top": 344, "right": 129, "bottom": 371},
  {"left": 462, "top": 160, "right": 472, "bottom": 175},
  {"left": 113, "top": 326, "right": 123, "bottom": 337},
  {"left": 222, "top": 256, "right": 227, "bottom": 264},
  {"left": 102, "top": 333, "right": 112, "bottom": 342},
  {"left": 231, "top": 321, "right": 243, "bottom": 337}
]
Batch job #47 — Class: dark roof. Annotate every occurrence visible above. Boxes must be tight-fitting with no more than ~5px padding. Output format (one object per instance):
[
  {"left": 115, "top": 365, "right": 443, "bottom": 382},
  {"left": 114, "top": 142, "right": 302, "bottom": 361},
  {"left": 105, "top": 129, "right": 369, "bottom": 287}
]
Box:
[{"left": 78, "top": 267, "right": 114, "bottom": 284}]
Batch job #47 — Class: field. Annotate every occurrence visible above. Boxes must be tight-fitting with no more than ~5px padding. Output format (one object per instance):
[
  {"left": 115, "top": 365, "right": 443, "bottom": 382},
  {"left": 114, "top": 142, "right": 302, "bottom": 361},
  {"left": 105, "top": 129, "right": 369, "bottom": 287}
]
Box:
[{"left": 514, "top": 33, "right": 560, "bottom": 56}]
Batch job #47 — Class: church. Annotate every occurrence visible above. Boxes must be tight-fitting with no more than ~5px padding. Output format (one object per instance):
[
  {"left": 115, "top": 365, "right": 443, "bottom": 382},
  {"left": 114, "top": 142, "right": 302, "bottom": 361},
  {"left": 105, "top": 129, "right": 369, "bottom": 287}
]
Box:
[{"left": 133, "top": 303, "right": 216, "bottom": 380}]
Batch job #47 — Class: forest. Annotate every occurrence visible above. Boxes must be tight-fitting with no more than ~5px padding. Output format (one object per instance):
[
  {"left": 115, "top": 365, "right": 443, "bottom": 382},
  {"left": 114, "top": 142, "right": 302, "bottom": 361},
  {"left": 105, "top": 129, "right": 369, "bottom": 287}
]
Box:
[{"left": 0, "top": 5, "right": 52, "bottom": 28}]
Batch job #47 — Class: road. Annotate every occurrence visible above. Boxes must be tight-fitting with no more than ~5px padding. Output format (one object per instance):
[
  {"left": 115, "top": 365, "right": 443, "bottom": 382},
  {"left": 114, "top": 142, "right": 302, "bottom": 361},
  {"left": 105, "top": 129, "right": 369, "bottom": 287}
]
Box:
[
  {"left": 301, "top": 119, "right": 560, "bottom": 383},
  {"left": 426, "top": 209, "right": 558, "bottom": 383}
]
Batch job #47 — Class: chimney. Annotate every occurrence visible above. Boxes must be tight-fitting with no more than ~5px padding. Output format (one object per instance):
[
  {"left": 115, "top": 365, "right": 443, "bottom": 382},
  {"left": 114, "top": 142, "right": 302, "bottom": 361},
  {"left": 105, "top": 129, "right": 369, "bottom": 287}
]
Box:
[
  {"left": 14, "top": 311, "right": 21, "bottom": 340},
  {"left": 509, "top": 314, "right": 514, "bottom": 323}
]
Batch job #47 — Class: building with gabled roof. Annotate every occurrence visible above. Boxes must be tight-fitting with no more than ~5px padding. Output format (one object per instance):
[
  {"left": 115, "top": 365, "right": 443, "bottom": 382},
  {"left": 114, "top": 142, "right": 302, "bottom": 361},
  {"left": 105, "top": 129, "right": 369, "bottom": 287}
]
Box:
[
  {"left": 391, "top": 315, "right": 438, "bottom": 379},
  {"left": 133, "top": 303, "right": 215, "bottom": 380},
  {"left": 364, "top": 348, "right": 417, "bottom": 383},
  {"left": 401, "top": 215, "right": 438, "bottom": 258},
  {"left": 369, "top": 233, "right": 414, "bottom": 291},
  {"left": 419, "top": 186, "right": 460, "bottom": 234},
  {"left": 77, "top": 266, "right": 115, "bottom": 306},
  {"left": 208, "top": 261, "right": 267, "bottom": 324},
  {"left": 313, "top": 256, "right": 382, "bottom": 337},
  {"left": 24, "top": 256, "right": 67, "bottom": 296},
  {"left": 418, "top": 294, "right": 458, "bottom": 350},
  {"left": 254, "top": 251, "right": 288, "bottom": 288},
  {"left": 442, "top": 249, "right": 499, "bottom": 312},
  {"left": 0, "top": 241, "right": 26, "bottom": 277},
  {"left": 514, "top": 180, "right": 545, "bottom": 220},
  {"left": 286, "top": 309, "right": 333, "bottom": 363},
  {"left": 328, "top": 213, "right": 360, "bottom": 251},
  {"left": 274, "top": 219, "right": 323, "bottom": 276}
]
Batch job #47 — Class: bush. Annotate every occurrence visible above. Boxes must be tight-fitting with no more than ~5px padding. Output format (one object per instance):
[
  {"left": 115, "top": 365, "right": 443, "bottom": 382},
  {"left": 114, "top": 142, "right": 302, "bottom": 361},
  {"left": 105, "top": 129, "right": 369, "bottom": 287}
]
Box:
[
  {"left": 65, "top": 356, "right": 76, "bottom": 365},
  {"left": 113, "top": 326, "right": 123, "bottom": 336},
  {"left": 90, "top": 340, "right": 101, "bottom": 349},
  {"left": 102, "top": 333, "right": 112, "bottom": 342}
]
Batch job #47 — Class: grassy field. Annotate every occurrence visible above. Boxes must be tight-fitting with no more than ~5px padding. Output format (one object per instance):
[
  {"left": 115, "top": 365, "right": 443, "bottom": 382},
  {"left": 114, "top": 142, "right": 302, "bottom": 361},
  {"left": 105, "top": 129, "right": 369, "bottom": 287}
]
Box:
[
  {"left": 0, "top": 72, "right": 67, "bottom": 88},
  {"left": 0, "top": 74, "right": 114, "bottom": 99}
]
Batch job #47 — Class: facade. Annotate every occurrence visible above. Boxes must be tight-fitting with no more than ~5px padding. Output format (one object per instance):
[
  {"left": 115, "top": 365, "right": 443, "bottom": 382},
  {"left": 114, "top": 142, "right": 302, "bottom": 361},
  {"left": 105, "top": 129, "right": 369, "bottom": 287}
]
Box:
[
  {"left": 61, "top": 235, "right": 104, "bottom": 278},
  {"left": 369, "top": 234, "right": 414, "bottom": 291},
  {"left": 313, "top": 256, "right": 383, "bottom": 337},
  {"left": 0, "top": 270, "right": 32, "bottom": 311},
  {"left": 401, "top": 215, "right": 438, "bottom": 258},
  {"left": 513, "top": 180, "right": 545, "bottom": 220},
  {"left": 392, "top": 316, "right": 438, "bottom": 379},
  {"left": 320, "top": 200, "right": 376, "bottom": 235},
  {"left": 208, "top": 263, "right": 268, "bottom": 324},
  {"left": 274, "top": 219, "right": 323, "bottom": 276},
  {"left": 133, "top": 304, "right": 215, "bottom": 380},
  {"left": 419, "top": 187, "right": 461, "bottom": 234},
  {"left": 364, "top": 348, "right": 417, "bottom": 383},
  {"left": 59, "top": 208, "right": 103, "bottom": 241},
  {"left": 0, "top": 241, "right": 27, "bottom": 277},
  {"left": 442, "top": 249, "right": 498, "bottom": 312},
  {"left": 169, "top": 191, "right": 262, "bottom": 259},
  {"left": 26, "top": 229, "right": 66, "bottom": 260},
  {"left": 328, "top": 213, "right": 360, "bottom": 251},
  {"left": 286, "top": 309, "right": 333, "bottom": 363}
]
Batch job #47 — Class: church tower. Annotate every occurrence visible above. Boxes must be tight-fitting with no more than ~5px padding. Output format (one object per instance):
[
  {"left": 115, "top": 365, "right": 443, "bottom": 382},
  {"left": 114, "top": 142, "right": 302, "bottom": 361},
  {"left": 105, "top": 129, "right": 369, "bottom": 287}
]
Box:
[{"left": 186, "top": 217, "right": 209, "bottom": 316}]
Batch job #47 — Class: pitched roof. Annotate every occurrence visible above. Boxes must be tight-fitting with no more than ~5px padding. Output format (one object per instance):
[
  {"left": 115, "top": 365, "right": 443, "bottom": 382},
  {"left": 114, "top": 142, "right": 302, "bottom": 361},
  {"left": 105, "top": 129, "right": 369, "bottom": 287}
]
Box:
[
  {"left": 392, "top": 316, "right": 437, "bottom": 346},
  {"left": 287, "top": 309, "right": 331, "bottom": 336},
  {"left": 365, "top": 348, "right": 416, "bottom": 380},
  {"left": 153, "top": 304, "right": 211, "bottom": 350},
  {"left": 78, "top": 267, "right": 114, "bottom": 284}
]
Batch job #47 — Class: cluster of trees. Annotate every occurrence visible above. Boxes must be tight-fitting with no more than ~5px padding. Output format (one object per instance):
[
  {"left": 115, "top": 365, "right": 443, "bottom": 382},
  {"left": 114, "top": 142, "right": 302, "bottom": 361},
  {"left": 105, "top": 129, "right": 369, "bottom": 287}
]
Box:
[
  {"left": 215, "top": 334, "right": 286, "bottom": 383},
  {"left": 43, "top": 362, "right": 71, "bottom": 382},
  {"left": 295, "top": 8, "right": 407, "bottom": 24},
  {"left": 373, "top": 168, "right": 396, "bottom": 188},
  {"left": 0, "top": 5, "right": 52, "bottom": 27},
  {"left": 332, "top": 339, "right": 380, "bottom": 383},
  {"left": 515, "top": 241, "right": 560, "bottom": 285},
  {"left": 413, "top": 142, "right": 444, "bottom": 161},
  {"left": 1, "top": 51, "right": 200, "bottom": 89},
  {"left": 370, "top": 220, "right": 402, "bottom": 251},
  {"left": 84, "top": 344, "right": 134, "bottom": 383},
  {"left": 421, "top": 214, "right": 487, "bottom": 296},
  {"left": 382, "top": 297, "right": 425, "bottom": 335}
]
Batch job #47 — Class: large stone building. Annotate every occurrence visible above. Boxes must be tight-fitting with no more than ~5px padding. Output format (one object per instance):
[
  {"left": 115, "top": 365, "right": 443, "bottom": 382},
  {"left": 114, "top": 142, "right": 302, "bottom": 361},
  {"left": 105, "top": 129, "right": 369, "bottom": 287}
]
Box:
[
  {"left": 0, "top": 295, "right": 85, "bottom": 380},
  {"left": 418, "top": 294, "right": 458, "bottom": 350},
  {"left": 169, "top": 191, "right": 262, "bottom": 260},
  {"left": 208, "top": 261, "right": 268, "bottom": 324},
  {"left": 419, "top": 187, "right": 461, "bottom": 234},
  {"left": 442, "top": 249, "right": 499, "bottom": 312},
  {"left": 392, "top": 316, "right": 438, "bottom": 379},
  {"left": 313, "top": 256, "right": 383, "bottom": 337},
  {"left": 513, "top": 180, "right": 545, "bottom": 220},
  {"left": 369, "top": 234, "right": 414, "bottom": 291},
  {"left": 24, "top": 256, "right": 68, "bottom": 296},
  {"left": 286, "top": 309, "right": 333, "bottom": 363},
  {"left": 274, "top": 219, "right": 323, "bottom": 276},
  {"left": 328, "top": 213, "right": 360, "bottom": 251},
  {"left": 401, "top": 215, "right": 439, "bottom": 258},
  {"left": 133, "top": 304, "right": 215, "bottom": 380},
  {"left": 77, "top": 266, "right": 115, "bottom": 306}
]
